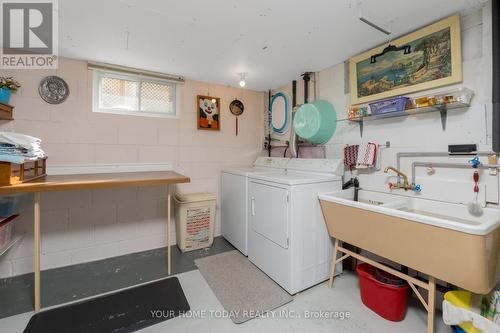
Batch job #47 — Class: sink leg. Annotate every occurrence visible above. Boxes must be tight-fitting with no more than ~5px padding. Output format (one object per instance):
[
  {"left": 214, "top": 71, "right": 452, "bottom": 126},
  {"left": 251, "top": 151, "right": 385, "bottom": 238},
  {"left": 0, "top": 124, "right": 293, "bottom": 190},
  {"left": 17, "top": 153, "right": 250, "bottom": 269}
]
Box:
[
  {"left": 427, "top": 276, "right": 436, "bottom": 333},
  {"left": 328, "top": 239, "right": 339, "bottom": 288}
]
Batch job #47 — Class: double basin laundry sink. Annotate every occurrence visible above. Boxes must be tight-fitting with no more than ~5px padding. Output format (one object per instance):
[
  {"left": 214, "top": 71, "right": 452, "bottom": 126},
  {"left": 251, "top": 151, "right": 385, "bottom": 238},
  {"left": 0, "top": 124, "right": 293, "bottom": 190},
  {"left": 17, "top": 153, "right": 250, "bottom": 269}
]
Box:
[{"left": 319, "top": 189, "right": 500, "bottom": 294}]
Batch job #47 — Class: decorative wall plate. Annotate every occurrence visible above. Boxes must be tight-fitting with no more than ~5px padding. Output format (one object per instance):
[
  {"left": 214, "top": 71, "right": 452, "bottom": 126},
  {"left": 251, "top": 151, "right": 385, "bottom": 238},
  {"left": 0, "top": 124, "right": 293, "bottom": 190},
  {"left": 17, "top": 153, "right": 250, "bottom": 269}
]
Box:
[
  {"left": 229, "top": 99, "right": 244, "bottom": 136},
  {"left": 38, "top": 76, "right": 70, "bottom": 104},
  {"left": 229, "top": 99, "right": 244, "bottom": 116}
]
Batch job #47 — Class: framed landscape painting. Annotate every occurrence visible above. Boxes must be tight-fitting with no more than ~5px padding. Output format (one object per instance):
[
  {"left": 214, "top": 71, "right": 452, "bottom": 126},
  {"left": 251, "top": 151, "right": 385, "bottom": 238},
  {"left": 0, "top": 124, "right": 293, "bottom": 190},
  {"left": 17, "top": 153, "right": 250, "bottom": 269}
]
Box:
[{"left": 349, "top": 14, "right": 462, "bottom": 105}]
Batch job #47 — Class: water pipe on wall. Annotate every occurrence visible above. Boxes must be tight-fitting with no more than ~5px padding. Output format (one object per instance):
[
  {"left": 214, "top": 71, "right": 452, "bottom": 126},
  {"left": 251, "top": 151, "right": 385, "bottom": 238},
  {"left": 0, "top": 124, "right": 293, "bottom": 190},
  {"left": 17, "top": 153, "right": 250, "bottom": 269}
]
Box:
[
  {"left": 395, "top": 151, "right": 495, "bottom": 183},
  {"left": 302, "top": 72, "right": 311, "bottom": 104},
  {"left": 493, "top": 0, "right": 499, "bottom": 152},
  {"left": 267, "top": 90, "right": 272, "bottom": 157},
  {"left": 294, "top": 73, "right": 313, "bottom": 158},
  {"left": 396, "top": 151, "right": 495, "bottom": 174},
  {"left": 290, "top": 80, "right": 299, "bottom": 158},
  {"left": 410, "top": 161, "right": 500, "bottom": 185}
]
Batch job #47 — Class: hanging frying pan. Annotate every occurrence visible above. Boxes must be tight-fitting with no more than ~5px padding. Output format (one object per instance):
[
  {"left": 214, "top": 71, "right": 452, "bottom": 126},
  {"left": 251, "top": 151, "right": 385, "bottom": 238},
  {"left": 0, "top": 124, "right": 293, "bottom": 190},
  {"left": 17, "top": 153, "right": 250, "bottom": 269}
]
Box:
[{"left": 229, "top": 99, "right": 244, "bottom": 135}]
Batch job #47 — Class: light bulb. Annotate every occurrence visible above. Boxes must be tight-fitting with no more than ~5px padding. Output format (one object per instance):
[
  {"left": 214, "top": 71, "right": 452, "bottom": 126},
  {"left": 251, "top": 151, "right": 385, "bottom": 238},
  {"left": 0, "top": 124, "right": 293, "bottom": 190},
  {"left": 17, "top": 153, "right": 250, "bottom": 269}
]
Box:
[
  {"left": 211, "top": 98, "right": 216, "bottom": 103},
  {"left": 238, "top": 72, "right": 247, "bottom": 88}
]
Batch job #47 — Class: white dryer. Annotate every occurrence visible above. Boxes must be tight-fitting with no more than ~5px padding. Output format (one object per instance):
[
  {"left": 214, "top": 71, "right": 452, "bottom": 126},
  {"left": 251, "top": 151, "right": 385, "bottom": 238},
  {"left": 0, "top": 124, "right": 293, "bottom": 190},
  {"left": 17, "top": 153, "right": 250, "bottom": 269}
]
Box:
[
  {"left": 221, "top": 157, "right": 289, "bottom": 255},
  {"left": 247, "top": 158, "right": 343, "bottom": 294}
]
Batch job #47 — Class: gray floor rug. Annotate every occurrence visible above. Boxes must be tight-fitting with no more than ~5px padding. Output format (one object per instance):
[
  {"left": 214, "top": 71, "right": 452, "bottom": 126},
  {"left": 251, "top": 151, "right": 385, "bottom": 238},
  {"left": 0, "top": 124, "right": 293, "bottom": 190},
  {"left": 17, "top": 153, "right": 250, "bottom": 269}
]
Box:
[{"left": 194, "top": 250, "right": 293, "bottom": 324}]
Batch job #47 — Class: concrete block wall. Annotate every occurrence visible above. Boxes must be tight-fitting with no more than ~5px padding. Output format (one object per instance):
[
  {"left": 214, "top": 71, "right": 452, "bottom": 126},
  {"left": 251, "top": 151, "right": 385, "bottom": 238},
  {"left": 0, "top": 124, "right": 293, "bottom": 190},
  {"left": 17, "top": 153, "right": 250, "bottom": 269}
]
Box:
[
  {"left": 317, "top": 5, "right": 500, "bottom": 205},
  {"left": 0, "top": 58, "right": 264, "bottom": 278},
  {"left": 269, "top": 5, "right": 500, "bottom": 206}
]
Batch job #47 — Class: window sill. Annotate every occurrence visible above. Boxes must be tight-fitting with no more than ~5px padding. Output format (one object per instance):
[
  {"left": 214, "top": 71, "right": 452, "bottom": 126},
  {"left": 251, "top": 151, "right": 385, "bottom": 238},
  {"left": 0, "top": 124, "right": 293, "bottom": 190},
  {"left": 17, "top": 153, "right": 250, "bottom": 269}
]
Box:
[{"left": 93, "top": 108, "right": 179, "bottom": 119}]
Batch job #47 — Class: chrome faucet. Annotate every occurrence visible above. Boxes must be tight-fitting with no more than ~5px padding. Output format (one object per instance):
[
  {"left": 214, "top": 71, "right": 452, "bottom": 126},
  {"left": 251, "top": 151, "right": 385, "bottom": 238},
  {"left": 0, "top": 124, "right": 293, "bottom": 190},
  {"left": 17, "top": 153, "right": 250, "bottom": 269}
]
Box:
[{"left": 384, "top": 166, "right": 418, "bottom": 191}]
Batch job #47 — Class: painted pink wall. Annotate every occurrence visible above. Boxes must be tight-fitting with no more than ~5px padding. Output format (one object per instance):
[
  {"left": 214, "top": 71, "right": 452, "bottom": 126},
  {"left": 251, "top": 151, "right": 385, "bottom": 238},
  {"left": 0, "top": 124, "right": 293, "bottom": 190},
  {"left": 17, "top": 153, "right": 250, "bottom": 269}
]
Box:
[{"left": 0, "top": 57, "right": 264, "bottom": 277}]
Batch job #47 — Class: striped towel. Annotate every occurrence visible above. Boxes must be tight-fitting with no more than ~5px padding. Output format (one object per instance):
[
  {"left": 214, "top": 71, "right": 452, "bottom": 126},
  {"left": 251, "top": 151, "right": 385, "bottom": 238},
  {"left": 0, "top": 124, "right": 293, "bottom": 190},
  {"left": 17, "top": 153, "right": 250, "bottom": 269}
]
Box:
[
  {"left": 344, "top": 145, "right": 359, "bottom": 171},
  {"left": 356, "top": 142, "right": 377, "bottom": 169}
]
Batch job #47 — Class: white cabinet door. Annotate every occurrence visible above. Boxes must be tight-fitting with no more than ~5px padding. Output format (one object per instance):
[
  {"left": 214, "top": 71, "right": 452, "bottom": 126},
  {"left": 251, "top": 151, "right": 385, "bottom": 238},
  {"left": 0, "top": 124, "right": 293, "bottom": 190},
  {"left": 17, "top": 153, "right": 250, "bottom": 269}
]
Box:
[
  {"left": 221, "top": 173, "right": 247, "bottom": 255},
  {"left": 249, "top": 181, "right": 289, "bottom": 249}
]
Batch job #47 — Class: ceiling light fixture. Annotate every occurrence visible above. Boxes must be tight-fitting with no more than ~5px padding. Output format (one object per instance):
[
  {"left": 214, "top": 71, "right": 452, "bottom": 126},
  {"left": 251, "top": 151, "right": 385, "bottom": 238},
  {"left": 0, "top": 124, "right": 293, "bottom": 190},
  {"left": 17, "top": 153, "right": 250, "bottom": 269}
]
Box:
[{"left": 238, "top": 73, "right": 247, "bottom": 88}]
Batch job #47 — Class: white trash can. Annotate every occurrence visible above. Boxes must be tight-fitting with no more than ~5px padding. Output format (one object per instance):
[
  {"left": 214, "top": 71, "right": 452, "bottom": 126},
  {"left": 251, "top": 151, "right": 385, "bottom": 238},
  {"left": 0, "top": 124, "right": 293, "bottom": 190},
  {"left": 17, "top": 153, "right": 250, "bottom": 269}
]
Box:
[{"left": 174, "top": 192, "right": 216, "bottom": 252}]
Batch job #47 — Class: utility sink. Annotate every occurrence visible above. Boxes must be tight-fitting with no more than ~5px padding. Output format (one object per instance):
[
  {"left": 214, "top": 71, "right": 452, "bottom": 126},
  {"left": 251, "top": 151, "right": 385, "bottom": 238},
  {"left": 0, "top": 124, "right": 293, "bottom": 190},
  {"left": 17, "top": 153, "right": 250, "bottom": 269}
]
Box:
[
  {"left": 319, "top": 189, "right": 500, "bottom": 294},
  {"left": 320, "top": 189, "right": 499, "bottom": 235}
]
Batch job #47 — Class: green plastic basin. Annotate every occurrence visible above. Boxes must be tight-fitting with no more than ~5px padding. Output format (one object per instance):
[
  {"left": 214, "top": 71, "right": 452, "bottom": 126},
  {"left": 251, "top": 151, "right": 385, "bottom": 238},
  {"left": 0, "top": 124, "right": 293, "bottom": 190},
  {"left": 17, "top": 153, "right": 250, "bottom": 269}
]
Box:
[{"left": 293, "top": 100, "right": 337, "bottom": 145}]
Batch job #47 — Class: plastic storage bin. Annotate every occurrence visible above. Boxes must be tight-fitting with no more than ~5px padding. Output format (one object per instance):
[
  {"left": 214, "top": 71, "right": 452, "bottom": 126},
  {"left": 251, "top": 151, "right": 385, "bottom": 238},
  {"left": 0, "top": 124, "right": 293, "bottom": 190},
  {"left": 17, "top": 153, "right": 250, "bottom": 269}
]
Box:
[
  {"left": 0, "top": 194, "right": 31, "bottom": 218},
  {"left": 443, "top": 290, "right": 500, "bottom": 333},
  {"left": 369, "top": 97, "right": 410, "bottom": 118},
  {"left": 356, "top": 263, "right": 410, "bottom": 321},
  {"left": 174, "top": 193, "right": 216, "bottom": 252},
  {"left": 0, "top": 215, "right": 17, "bottom": 249}
]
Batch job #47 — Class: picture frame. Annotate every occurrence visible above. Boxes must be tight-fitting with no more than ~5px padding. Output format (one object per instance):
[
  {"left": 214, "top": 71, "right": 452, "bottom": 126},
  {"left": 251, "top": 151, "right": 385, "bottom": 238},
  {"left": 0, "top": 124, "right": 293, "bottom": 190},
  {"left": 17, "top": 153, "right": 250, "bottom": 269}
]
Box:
[
  {"left": 197, "top": 95, "right": 221, "bottom": 130},
  {"left": 349, "top": 14, "right": 462, "bottom": 105}
]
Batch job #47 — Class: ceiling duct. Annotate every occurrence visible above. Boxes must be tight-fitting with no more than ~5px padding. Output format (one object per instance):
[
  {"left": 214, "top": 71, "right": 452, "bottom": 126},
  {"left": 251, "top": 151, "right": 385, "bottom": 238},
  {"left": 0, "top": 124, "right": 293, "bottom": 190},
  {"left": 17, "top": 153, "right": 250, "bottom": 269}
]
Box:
[{"left": 358, "top": 16, "right": 391, "bottom": 35}]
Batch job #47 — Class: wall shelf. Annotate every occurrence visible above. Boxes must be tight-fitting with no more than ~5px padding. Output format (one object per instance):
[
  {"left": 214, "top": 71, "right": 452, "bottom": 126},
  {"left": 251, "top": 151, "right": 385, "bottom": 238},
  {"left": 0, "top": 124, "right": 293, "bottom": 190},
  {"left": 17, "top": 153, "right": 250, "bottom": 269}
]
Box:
[
  {"left": 353, "top": 101, "right": 469, "bottom": 121},
  {"left": 341, "top": 87, "right": 474, "bottom": 136},
  {"left": 348, "top": 100, "right": 470, "bottom": 136}
]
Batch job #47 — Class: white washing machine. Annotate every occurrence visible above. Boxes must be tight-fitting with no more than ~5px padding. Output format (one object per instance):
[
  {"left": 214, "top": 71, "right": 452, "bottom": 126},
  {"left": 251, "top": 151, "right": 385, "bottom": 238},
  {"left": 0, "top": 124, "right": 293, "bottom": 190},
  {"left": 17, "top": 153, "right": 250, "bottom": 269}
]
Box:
[
  {"left": 221, "top": 157, "right": 289, "bottom": 255},
  {"left": 247, "top": 158, "right": 343, "bottom": 294}
]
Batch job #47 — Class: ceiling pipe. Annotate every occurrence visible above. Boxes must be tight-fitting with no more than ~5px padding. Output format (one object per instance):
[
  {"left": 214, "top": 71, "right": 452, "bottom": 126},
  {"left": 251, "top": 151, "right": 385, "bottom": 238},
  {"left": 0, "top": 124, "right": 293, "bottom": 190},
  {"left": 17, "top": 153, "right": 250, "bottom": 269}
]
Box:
[
  {"left": 358, "top": 16, "right": 391, "bottom": 35},
  {"left": 493, "top": 0, "right": 500, "bottom": 152}
]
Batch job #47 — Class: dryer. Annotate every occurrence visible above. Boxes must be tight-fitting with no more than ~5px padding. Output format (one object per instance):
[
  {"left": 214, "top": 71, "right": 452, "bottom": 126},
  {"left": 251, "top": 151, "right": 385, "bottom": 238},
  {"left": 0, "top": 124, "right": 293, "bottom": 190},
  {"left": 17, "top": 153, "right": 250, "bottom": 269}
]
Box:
[
  {"left": 247, "top": 158, "right": 343, "bottom": 294},
  {"left": 221, "top": 157, "right": 289, "bottom": 255}
]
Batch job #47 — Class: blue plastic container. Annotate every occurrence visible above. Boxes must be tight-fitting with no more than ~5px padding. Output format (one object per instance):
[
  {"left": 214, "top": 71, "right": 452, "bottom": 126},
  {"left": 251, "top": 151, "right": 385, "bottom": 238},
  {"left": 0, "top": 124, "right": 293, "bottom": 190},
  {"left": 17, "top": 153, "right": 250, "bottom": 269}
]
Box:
[
  {"left": 369, "top": 97, "right": 409, "bottom": 118},
  {"left": 452, "top": 326, "right": 467, "bottom": 333},
  {"left": 0, "top": 88, "right": 11, "bottom": 104},
  {"left": 0, "top": 194, "right": 31, "bottom": 218}
]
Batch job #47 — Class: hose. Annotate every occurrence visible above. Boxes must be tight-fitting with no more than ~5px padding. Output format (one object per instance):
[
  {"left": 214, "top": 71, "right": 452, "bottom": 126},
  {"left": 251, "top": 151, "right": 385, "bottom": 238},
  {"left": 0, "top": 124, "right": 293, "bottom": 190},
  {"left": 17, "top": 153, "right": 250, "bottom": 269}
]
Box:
[{"left": 269, "top": 92, "right": 289, "bottom": 134}]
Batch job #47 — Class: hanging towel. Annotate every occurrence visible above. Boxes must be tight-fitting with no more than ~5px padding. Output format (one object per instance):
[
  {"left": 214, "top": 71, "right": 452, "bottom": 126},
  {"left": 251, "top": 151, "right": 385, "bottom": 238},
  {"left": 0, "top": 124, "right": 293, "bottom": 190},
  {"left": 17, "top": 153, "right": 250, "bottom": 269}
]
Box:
[
  {"left": 356, "top": 142, "right": 377, "bottom": 169},
  {"left": 344, "top": 145, "right": 359, "bottom": 171}
]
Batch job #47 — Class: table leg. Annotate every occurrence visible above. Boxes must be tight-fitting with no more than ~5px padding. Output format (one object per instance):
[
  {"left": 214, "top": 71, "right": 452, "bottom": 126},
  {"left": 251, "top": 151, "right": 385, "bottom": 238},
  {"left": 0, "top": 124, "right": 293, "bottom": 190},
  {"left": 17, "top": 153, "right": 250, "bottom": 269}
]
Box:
[
  {"left": 427, "top": 276, "right": 436, "bottom": 333},
  {"left": 328, "top": 239, "right": 339, "bottom": 288},
  {"left": 34, "top": 192, "right": 41, "bottom": 313},
  {"left": 167, "top": 188, "right": 171, "bottom": 275}
]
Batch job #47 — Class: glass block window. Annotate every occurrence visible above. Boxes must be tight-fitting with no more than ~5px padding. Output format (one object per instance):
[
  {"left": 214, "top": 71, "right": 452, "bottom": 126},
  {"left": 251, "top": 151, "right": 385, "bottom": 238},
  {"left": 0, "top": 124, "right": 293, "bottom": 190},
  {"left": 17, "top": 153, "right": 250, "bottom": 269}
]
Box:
[{"left": 93, "top": 70, "right": 176, "bottom": 117}]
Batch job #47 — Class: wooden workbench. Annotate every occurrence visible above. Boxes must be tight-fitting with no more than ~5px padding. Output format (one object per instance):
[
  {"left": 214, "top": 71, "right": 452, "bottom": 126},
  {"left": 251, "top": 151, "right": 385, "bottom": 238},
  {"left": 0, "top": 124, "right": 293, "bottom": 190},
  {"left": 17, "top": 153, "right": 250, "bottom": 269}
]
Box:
[{"left": 0, "top": 170, "right": 190, "bottom": 314}]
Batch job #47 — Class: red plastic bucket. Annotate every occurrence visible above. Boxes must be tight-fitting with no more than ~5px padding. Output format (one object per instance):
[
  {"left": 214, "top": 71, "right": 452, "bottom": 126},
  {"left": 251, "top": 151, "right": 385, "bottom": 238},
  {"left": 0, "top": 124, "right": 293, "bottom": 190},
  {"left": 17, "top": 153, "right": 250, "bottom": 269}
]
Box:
[{"left": 356, "top": 263, "right": 409, "bottom": 321}]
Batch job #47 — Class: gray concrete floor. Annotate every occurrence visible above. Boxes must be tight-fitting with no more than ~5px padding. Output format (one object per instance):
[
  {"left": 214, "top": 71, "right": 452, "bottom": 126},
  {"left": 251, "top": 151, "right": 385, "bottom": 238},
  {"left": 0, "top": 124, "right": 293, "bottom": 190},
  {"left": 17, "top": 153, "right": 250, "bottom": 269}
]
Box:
[
  {"left": 0, "top": 269, "right": 450, "bottom": 333},
  {"left": 0, "top": 236, "right": 235, "bottom": 319}
]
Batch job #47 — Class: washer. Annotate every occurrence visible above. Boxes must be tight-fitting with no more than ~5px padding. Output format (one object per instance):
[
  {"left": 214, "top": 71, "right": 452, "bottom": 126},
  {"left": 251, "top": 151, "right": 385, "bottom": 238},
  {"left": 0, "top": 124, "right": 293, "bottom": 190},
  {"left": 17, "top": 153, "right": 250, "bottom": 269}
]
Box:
[
  {"left": 247, "top": 158, "right": 343, "bottom": 294},
  {"left": 221, "top": 157, "right": 289, "bottom": 255}
]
